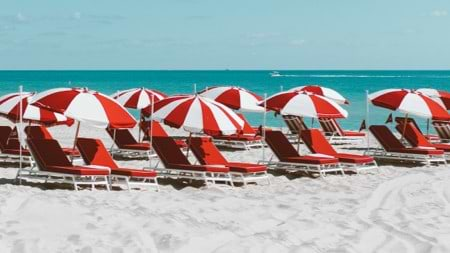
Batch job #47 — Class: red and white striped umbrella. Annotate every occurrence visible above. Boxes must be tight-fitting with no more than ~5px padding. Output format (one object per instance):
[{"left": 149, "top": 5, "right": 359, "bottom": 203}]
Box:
[
  {"left": 112, "top": 87, "right": 167, "bottom": 109},
  {"left": 31, "top": 87, "right": 136, "bottom": 128},
  {"left": 198, "top": 86, "right": 264, "bottom": 112},
  {"left": 150, "top": 95, "right": 244, "bottom": 135},
  {"left": 260, "top": 91, "right": 348, "bottom": 118},
  {"left": 0, "top": 92, "right": 73, "bottom": 126},
  {"left": 288, "top": 85, "right": 349, "bottom": 104},
  {"left": 416, "top": 88, "right": 450, "bottom": 110},
  {"left": 369, "top": 89, "right": 450, "bottom": 120}
]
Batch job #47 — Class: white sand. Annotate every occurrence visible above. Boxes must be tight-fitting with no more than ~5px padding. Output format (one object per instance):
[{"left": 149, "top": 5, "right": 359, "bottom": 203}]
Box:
[{"left": 1, "top": 121, "right": 450, "bottom": 252}]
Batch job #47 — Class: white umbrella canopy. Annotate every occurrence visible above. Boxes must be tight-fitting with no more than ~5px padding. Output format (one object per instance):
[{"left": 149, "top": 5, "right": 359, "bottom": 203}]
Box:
[
  {"left": 416, "top": 88, "right": 450, "bottom": 110},
  {"left": 112, "top": 87, "right": 167, "bottom": 109},
  {"left": 198, "top": 86, "right": 264, "bottom": 112},
  {"left": 0, "top": 92, "right": 73, "bottom": 126},
  {"left": 288, "top": 85, "right": 349, "bottom": 105},
  {"left": 260, "top": 91, "right": 349, "bottom": 119},
  {"left": 31, "top": 87, "right": 136, "bottom": 129},
  {"left": 368, "top": 89, "right": 450, "bottom": 120},
  {"left": 150, "top": 95, "right": 244, "bottom": 136}
]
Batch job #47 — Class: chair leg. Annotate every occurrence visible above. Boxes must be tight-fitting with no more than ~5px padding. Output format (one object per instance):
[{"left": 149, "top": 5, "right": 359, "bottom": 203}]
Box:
[
  {"left": 229, "top": 174, "right": 234, "bottom": 187},
  {"left": 125, "top": 177, "right": 131, "bottom": 191},
  {"left": 91, "top": 176, "right": 95, "bottom": 190},
  {"left": 72, "top": 176, "right": 78, "bottom": 191},
  {"left": 154, "top": 177, "right": 160, "bottom": 192},
  {"left": 105, "top": 176, "right": 110, "bottom": 191}
]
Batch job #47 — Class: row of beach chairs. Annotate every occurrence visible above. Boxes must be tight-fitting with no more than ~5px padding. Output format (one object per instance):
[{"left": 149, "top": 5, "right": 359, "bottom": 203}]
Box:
[
  {"left": 5, "top": 125, "right": 270, "bottom": 190},
  {"left": 282, "top": 115, "right": 366, "bottom": 144},
  {"left": 1, "top": 115, "right": 449, "bottom": 191}
]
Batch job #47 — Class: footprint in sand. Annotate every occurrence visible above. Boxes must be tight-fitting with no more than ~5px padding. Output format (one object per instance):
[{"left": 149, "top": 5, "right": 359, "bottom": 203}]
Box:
[
  {"left": 67, "top": 234, "right": 81, "bottom": 244},
  {"left": 356, "top": 173, "right": 441, "bottom": 252},
  {"left": 86, "top": 223, "right": 97, "bottom": 230}
]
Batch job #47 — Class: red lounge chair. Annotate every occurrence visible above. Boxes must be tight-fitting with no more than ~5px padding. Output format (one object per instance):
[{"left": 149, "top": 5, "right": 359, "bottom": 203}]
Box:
[
  {"left": 106, "top": 128, "right": 154, "bottom": 159},
  {"left": 301, "top": 129, "right": 378, "bottom": 173},
  {"left": 367, "top": 125, "right": 446, "bottom": 166},
  {"left": 0, "top": 126, "right": 32, "bottom": 163},
  {"left": 282, "top": 115, "right": 309, "bottom": 134},
  {"left": 394, "top": 117, "right": 439, "bottom": 142},
  {"left": 395, "top": 122, "right": 450, "bottom": 160},
  {"left": 151, "top": 136, "right": 233, "bottom": 186},
  {"left": 319, "top": 118, "right": 365, "bottom": 143},
  {"left": 189, "top": 137, "right": 270, "bottom": 185},
  {"left": 76, "top": 138, "right": 159, "bottom": 191},
  {"left": 21, "top": 138, "right": 110, "bottom": 191},
  {"left": 24, "top": 125, "right": 80, "bottom": 157},
  {"left": 432, "top": 120, "right": 450, "bottom": 143},
  {"left": 262, "top": 130, "right": 343, "bottom": 177},
  {"left": 139, "top": 120, "right": 187, "bottom": 149},
  {"left": 212, "top": 113, "right": 264, "bottom": 150}
]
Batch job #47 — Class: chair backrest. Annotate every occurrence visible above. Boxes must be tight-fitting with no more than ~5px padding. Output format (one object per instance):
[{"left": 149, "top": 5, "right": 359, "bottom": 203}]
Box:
[
  {"left": 26, "top": 138, "right": 72, "bottom": 170},
  {"left": 189, "top": 137, "right": 228, "bottom": 165},
  {"left": 300, "top": 129, "right": 337, "bottom": 155},
  {"left": 264, "top": 130, "right": 299, "bottom": 161},
  {"left": 395, "top": 122, "right": 431, "bottom": 147},
  {"left": 319, "top": 118, "right": 344, "bottom": 136},
  {"left": 151, "top": 136, "right": 191, "bottom": 167},
  {"left": 0, "top": 126, "right": 12, "bottom": 151},
  {"left": 140, "top": 121, "right": 169, "bottom": 141},
  {"left": 395, "top": 117, "right": 423, "bottom": 134},
  {"left": 76, "top": 138, "right": 118, "bottom": 169},
  {"left": 106, "top": 128, "right": 138, "bottom": 148},
  {"left": 369, "top": 125, "right": 405, "bottom": 151},
  {"left": 282, "top": 115, "right": 308, "bottom": 134},
  {"left": 237, "top": 113, "right": 256, "bottom": 135},
  {"left": 432, "top": 121, "right": 450, "bottom": 139},
  {"left": 25, "top": 125, "right": 53, "bottom": 140},
  {"left": 5, "top": 127, "right": 24, "bottom": 150}
]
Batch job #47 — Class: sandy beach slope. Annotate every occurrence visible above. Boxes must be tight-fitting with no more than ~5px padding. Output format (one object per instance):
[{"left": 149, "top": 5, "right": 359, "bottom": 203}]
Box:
[{"left": 0, "top": 121, "right": 449, "bottom": 252}]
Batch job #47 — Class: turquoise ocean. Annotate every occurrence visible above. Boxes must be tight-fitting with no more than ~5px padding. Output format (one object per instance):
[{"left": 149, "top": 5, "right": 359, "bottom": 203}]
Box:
[{"left": 0, "top": 70, "right": 449, "bottom": 131}]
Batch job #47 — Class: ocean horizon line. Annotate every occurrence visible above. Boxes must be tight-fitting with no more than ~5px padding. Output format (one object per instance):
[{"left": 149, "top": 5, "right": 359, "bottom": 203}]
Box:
[{"left": 1, "top": 69, "right": 450, "bottom": 72}]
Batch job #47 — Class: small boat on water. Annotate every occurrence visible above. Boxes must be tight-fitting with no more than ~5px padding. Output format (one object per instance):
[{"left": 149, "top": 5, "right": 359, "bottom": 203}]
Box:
[{"left": 270, "top": 71, "right": 282, "bottom": 77}]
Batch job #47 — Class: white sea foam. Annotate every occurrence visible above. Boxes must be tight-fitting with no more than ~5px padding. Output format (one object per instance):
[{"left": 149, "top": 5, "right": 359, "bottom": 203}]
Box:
[{"left": 275, "top": 74, "right": 450, "bottom": 78}]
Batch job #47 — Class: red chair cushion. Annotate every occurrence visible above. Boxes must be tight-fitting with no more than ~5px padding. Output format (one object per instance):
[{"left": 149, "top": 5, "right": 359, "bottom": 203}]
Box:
[
  {"left": 343, "top": 131, "right": 365, "bottom": 137},
  {"left": 335, "top": 153, "right": 374, "bottom": 164},
  {"left": 46, "top": 166, "right": 110, "bottom": 175},
  {"left": 283, "top": 156, "right": 339, "bottom": 165},
  {"left": 214, "top": 135, "right": 261, "bottom": 141},
  {"left": 3, "top": 149, "right": 31, "bottom": 156},
  {"left": 121, "top": 143, "right": 151, "bottom": 151},
  {"left": 113, "top": 168, "right": 157, "bottom": 177},
  {"left": 169, "top": 163, "right": 230, "bottom": 173},
  {"left": 225, "top": 162, "right": 267, "bottom": 173},
  {"left": 390, "top": 148, "right": 444, "bottom": 155}
]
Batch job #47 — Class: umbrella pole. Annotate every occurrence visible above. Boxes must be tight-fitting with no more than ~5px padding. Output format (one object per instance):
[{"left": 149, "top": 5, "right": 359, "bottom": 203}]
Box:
[
  {"left": 401, "top": 113, "right": 409, "bottom": 141},
  {"left": 18, "top": 85, "right": 23, "bottom": 184},
  {"left": 71, "top": 121, "right": 80, "bottom": 163},
  {"left": 186, "top": 132, "right": 192, "bottom": 158},
  {"left": 366, "top": 90, "right": 370, "bottom": 151},
  {"left": 426, "top": 119, "right": 430, "bottom": 138},
  {"left": 110, "top": 128, "right": 117, "bottom": 159},
  {"left": 296, "top": 120, "right": 302, "bottom": 154},
  {"left": 262, "top": 93, "right": 267, "bottom": 162},
  {"left": 149, "top": 95, "right": 154, "bottom": 167},
  {"left": 138, "top": 111, "right": 141, "bottom": 142}
]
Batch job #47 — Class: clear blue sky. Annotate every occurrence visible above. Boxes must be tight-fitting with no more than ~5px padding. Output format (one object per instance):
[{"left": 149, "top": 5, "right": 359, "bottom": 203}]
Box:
[{"left": 1, "top": 0, "right": 449, "bottom": 70}]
